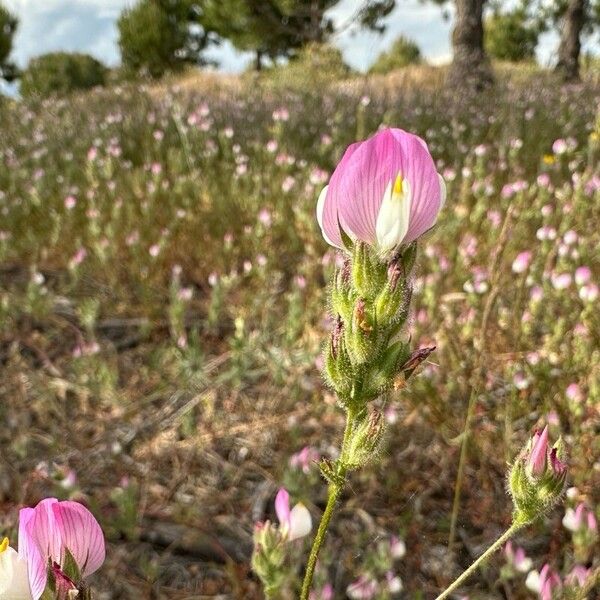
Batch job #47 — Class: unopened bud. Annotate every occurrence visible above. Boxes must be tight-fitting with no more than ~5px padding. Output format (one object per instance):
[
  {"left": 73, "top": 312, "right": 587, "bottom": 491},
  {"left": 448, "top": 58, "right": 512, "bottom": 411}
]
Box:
[
  {"left": 345, "top": 411, "right": 385, "bottom": 469},
  {"left": 509, "top": 425, "right": 567, "bottom": 524},
  {"left": 324, "top": 318, "right": 353, "bottom": 400},
  {"left": 353, "top": 298, "right": 372, "bottom": 332},
  {"left": 362, "top": 340, "right": 410, "bottom": 400}
]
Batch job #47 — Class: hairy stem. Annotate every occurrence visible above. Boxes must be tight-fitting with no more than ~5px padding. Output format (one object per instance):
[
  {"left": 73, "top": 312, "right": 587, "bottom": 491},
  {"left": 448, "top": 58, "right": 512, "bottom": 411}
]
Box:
[
  {"left": 436, "top": 522, "right": 523, "bottom": 600},
  {"left": 299, "top": 412, "right": 354, "bottom": 600}
]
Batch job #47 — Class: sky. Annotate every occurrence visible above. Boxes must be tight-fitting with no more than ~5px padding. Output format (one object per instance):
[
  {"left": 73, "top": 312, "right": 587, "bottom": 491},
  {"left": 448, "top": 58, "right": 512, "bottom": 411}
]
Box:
[{"left": 1, "top": 0, "right": 598, "bottom": 88}]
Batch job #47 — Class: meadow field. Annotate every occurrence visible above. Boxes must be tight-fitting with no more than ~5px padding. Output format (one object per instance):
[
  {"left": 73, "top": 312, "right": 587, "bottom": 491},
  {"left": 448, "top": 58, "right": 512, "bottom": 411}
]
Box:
[{"left": 1, "top": 65, "right": 599, "bottom": 598}]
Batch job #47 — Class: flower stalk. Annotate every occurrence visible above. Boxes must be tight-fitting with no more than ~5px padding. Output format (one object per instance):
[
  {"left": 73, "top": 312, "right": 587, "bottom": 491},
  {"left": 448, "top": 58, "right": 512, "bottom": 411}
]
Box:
[{"left": 435, "top": 522, "right": 525, "bottom": 600}]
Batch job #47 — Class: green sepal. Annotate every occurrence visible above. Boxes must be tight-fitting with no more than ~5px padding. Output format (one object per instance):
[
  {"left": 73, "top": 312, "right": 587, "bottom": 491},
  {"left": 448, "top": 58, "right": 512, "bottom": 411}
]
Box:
[
  {"left": 345, "top": 411, "right": 385, "bottom": 470},
  {"left": 40, "top": 588, "right": 55, "bottom": 600},
  {"left": 62, "top": 547, "right": 81, "bottom": 583},
  {"left": 401, "top": 242, "right": 418, "bottom": 274},
  {"left": 361, "top": 340, "right": 410, "bottom": 399}
]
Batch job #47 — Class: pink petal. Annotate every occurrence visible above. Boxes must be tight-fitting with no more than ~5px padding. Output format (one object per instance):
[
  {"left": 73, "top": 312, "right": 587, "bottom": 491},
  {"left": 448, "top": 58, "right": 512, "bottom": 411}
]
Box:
[
  {"left": 528, "top": 426, "right": 549, "bottom": 476},
  {"left": 274, "top": 488, "right": 291, "bottom": 530},
  {"left": 52, "top": 501, "right": 105, "bottom": 578},
  {"left": 30, "top": 498, "right": 62, "bottom": 568},
  {"left": 320, "top": 141, "right": 363, "bottom": 248},
  {"left": 18, "top": 507, "right": 48, "bottom": 600},
  {"left": 337, "top": 129, "right": 404, "bottom": 244},
  {"left": 332, "top": 129, "right": 441, "bottom": 248}
]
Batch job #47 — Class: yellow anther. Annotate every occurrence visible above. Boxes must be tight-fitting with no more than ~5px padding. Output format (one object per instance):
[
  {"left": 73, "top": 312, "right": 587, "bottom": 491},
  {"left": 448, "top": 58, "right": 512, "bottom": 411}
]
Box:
[
  {"left": 543, "top": 154, "right": 555, "bottom": 165},
  {"left": 0, "top": 537, "right": 9, "bottom": 553},
  {"left": 393, "top": 174, "right": 404, "bottom": 196}
]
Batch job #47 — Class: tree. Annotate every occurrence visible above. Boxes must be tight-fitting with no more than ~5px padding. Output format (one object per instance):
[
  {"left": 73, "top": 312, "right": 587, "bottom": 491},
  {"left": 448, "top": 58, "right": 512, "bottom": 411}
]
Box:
[
  {"left": 19, "top": 52, "right": 107, "bottom": 98},
  {"left": 118, "top": 0, "right": 215, "bottom": 78},
  {"left": 201, "top": 1, "right": 396, "bottom": 70},
  {"left": 531, "top": 0, "right": 600, "bottom": 81},
  {"left": 0, "top": 3, "right": 18, "bottom": 82},
  {"left": 554, "top": 0, "right": 595, "bottom": 81},
  {"left": 369, "top": 36, "right": 422, "bottom": 74},
  {"left": 485, "top": 8, "right": 540, "bottom": 62},
  {"left": 429, "top": 0, "right": 493, "bottom": 88}
]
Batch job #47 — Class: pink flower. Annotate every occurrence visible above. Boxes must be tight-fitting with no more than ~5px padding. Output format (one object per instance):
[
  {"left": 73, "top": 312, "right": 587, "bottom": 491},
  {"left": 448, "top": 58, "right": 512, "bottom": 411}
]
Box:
[
  {"left": 69, "top": 247, "right": 87, "bottom": 268},
  {"left": 317, "top": 128, "right": 445, "bottom": 254},
  {"left": 18, "top": 498, "right": 105, "bottom": 599},
  {"left": 512, "top": 251, "right": 532, "bottom": 274},
  {"left": 574, "top": 266, "right": 591, "bottom": 286},
  {"left": 504, "top": 540, "right": 532, "bottom": 573},
  {"left": 289, "top": 446, "right": 320, "bottom": 474},
  {"left": 274, "top": 489, "right": 312, "bottom": 541},
  {"left": 347, "top": 575, "right": 378, "bottom": 599},
  {"left": 566, "top": 565, "right": 590, "bottom": 588},
  {"left": 540, "top": 565, "right": 562, "bottom": 600},
  {"left": 563, "top": 503, "right": 597, "bottom": 533},
  {"left": 64, "top": 196, "right": 77, "bottom": 210},
  {"left": 272, "top": 107, "right": 289, "bottom": 121},
  {"left": 537, "top": 173, "right": 551, "bottom": 188},
  {"left": 389, "top": 535, "right": 406, "bottom": 559},
  {"left": 579, "top": 283, "right": 599, "bottom": 302},
  {"left": 310, "top": 583, "right": 334, "bottom": 600},
  {"left": 565, "top": 383, "right": 583, "bottom": 403},
  {"left": 258, "top": 208, "right": 272, "bottom": 226},
  {"left": 551, "top": 272, "right": 571, "bottom": 290},
  {"left": 552, "top": 139, "right": 568, "bottom": 154}
]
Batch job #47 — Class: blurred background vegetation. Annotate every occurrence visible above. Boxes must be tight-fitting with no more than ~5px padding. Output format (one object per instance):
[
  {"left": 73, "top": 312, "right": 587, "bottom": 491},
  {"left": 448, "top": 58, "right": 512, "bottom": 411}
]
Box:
[{"left": 0, "top": 1, "right": 599, "bottom": 599}]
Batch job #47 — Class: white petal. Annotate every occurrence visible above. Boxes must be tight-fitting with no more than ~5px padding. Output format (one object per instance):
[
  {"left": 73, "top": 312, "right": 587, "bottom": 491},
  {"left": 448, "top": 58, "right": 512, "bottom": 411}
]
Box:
[
  {"left": 316, "top": 185, "right": 342, "bottom": 249},
  {"left": 562, "top": 509, "right": 579, "bottom": 531},
  {"left": 0, "top": 547, "right": 32, "bottom": 599},
  {"left": 316, "top": 185, "right": 328, "bottom": 231},
  {"left": 375, "top": 176, "right": 411, "bottom": 254},
  {"left": 516, "top": 557, "right": 533, "bottom": 573},
  {"left": 438, "top": 173, "right": 447, "bottom": 209},
  {"left": 288, "top": 503, "right": 312, "bottom": 541},
  {"left": 525, "top": 570, "right": 541, "bottom": 593}
]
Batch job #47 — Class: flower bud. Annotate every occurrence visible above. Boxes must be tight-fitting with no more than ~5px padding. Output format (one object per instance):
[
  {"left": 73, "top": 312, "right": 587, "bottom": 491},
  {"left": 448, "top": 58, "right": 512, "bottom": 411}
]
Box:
[
  {"left": 509, "top": 426, "right": 567, "bottom": 524},
  {"left": 345, "top": 299, "right": 377, "bottom": 365},
  {"left": 375, "top": 259, "right": 410, "bottom": 326},
  {"left": 324, "top": 317, "right": 353, "bottom": 400},
  {"left": 345, "top": 411, "right": 385, "bottom": 469},
  {"left": 331, "top": 266, "right": 353, "bottom": 323},
  {"left": 361, "top": 340, "right": 410, "bottom": 400}
]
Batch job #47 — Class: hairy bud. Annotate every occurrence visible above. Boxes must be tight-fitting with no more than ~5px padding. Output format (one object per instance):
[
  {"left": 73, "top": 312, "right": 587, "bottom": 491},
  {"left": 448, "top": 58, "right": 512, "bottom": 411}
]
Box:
[{"left": 509, "top": 426, "right": 567, "bottom": 524}]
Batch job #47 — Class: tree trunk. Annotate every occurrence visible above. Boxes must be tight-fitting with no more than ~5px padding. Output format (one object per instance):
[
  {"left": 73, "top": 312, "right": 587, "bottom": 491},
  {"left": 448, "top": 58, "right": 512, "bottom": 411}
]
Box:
[
  {"left": 448, "top": 0, "right": 493, "bottom": 90},
  {"left": 555, "top": 0, "right": 587, "bottom": 82},
  {"left": 255, "top": 50, "right": 263, "bottom": 71}
]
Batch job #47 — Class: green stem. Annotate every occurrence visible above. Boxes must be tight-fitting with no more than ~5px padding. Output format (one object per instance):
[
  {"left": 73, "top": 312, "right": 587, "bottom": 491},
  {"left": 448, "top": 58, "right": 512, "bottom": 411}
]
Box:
[
  {"left": 299, "top": 412, "right": 354, "bottom": 600},
  {"left": 448, "top": 386, "right": 477, "bottom": 548},
  {"left": 436, "top": 521, "right": 524, "bottom": 600}
]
